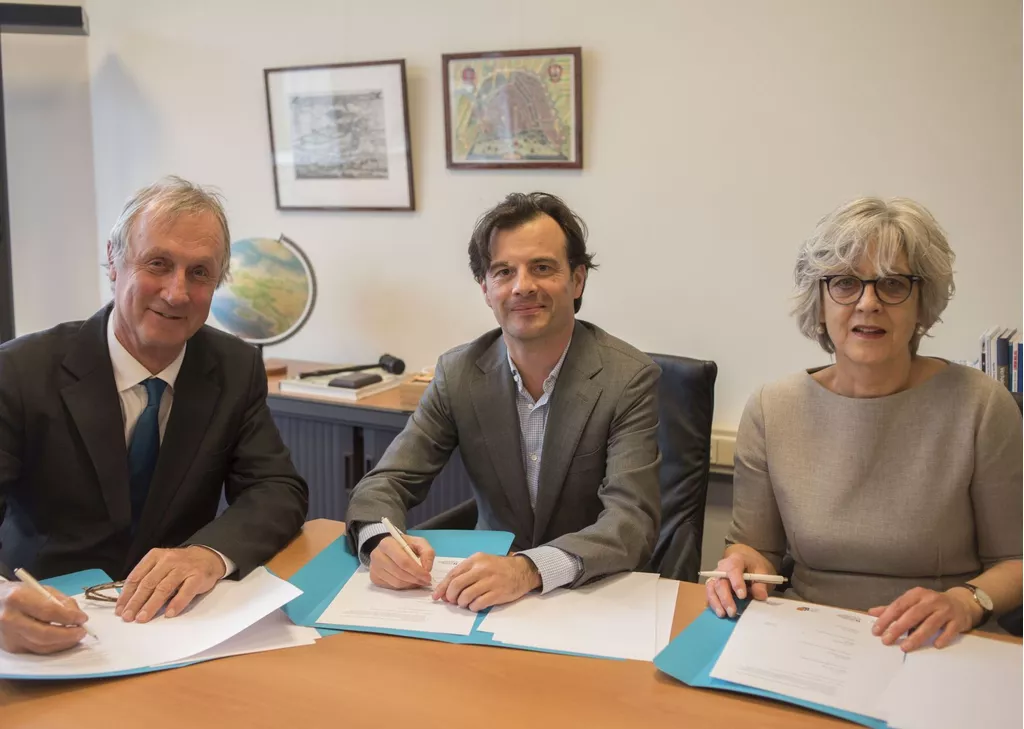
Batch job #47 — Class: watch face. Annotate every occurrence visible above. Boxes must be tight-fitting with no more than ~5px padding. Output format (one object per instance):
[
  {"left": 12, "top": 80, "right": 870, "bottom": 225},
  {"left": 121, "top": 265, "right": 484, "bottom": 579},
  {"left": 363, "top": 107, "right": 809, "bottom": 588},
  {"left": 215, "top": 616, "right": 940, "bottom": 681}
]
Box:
[{"left": 974, "top": 586, "right": 995, "bottom": 611}]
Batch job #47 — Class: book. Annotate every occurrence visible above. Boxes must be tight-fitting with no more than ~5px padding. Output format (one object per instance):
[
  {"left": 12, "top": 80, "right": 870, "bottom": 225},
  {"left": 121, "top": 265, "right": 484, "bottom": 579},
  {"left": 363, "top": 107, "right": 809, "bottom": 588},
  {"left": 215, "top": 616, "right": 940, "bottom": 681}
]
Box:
[
  {"left": 981, "top": 326, "right": 999, "bottom": 376},
  {"left": 278, "top": 368, "right": 403, "bottom": 401},
  {"left": 1018, "top": 340, "right": 1023, "bottom": 394},
  {"left": 1011, "top": 333, "right": 1022, "bottom": 392},
  {"left": 996, "top": 329, "right": 1014, "bottom": 390}
]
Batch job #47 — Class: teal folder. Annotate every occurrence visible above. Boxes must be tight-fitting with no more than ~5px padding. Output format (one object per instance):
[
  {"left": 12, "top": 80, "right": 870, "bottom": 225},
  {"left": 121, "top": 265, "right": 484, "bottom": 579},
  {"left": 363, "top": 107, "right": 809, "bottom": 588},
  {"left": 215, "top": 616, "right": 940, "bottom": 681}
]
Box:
[
  {"left": 5, "top": 569, "right": 200, "bottom": 680},
  {"left": 653, "top": 605, "right": 888, "bottom": 729},
  {"left": 282, "top": 529, "right": 606, "bottom": 657},
  {"left": 18, "top": 567, "right": 295, "bottom": 681},
  {"left": 282, "top": 529, "right": 515, "bottom": 641},
  {"left": 43, "top": 568, "right": 114, "bottom": 599}
]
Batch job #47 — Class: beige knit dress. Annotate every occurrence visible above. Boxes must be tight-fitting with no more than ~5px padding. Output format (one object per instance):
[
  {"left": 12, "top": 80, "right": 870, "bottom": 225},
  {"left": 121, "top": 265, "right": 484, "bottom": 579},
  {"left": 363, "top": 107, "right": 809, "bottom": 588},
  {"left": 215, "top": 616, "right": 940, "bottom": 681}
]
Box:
[{"left": 726, "top": 362, "right": 1022, "bottom": 611}]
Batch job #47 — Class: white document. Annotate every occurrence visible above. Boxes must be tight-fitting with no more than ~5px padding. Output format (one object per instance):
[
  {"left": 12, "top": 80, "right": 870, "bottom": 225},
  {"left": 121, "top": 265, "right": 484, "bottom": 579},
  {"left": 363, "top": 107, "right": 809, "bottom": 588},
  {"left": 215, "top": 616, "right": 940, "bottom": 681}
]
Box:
[
  {"left": 154, "top": 610, "right": 319, "bottom": 667},
  {"left": 315, "top": 557, "right": 477, "bottom": 636},
  {"left": 479, "top": 571, "right": 659, "bottom": 660},
  {"left": 874, "top": 633, "right": 1023, "bottom": 729},
  {"left": 0, "top": 567, "right": 302, "bottom": 678},
  {"left": 655, "top": 579, "right": 679, "bottom": 654},
  {"left": 710, "top": 598, "right": 904, "bottom": 719}
]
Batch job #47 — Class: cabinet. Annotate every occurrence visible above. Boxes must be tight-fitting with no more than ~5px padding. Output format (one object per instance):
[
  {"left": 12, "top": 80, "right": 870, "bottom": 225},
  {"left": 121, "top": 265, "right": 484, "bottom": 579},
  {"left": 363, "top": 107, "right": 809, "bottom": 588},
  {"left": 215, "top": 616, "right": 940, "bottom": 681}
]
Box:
[{"left": 267, "top": 384, "right": 474, "bottom": 523}]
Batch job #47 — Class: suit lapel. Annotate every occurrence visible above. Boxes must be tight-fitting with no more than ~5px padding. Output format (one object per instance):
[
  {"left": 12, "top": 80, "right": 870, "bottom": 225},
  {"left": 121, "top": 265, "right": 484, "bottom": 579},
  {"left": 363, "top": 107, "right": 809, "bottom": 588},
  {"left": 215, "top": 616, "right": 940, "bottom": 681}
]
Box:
[
  {"left": 130, "top": 330, "right": 220, "bottom": 562},
  {"left": 470, "top": 337, "right": 535, "bottom": 542},
  {"left": 59, "top": 305, "right": 132, "bottom": 532},
  {"left": 532, "top": 323, "right": 603, "bottom": 542}
]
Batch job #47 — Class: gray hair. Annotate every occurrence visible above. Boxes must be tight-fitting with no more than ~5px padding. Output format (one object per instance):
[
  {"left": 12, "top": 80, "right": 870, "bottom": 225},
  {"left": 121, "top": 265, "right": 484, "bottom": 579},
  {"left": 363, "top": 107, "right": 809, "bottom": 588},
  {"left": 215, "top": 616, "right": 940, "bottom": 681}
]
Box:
[
  {"left": 108, "top": 175, "right": 231, "bottom": 285},
  {"left": 793, "top": 197, "right": 955, "bottom": 355}
]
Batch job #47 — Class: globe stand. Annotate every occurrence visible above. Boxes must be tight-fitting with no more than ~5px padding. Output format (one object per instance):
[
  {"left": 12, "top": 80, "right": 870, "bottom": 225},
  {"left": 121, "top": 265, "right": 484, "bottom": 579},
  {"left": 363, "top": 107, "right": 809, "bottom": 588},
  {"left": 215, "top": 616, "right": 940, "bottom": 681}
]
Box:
[{"left": 257, "top": 344, "right": 289, "bottom": 376}]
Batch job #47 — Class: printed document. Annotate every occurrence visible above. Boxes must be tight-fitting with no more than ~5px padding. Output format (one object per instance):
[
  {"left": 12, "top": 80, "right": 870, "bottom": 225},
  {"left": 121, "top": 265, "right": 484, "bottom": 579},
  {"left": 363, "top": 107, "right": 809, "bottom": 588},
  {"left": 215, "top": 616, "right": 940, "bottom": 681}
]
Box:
[
  {"left": 0, "top": 567, "right": 302, "bottom": 678},
  {"left": 315, "top": 557, "right": 477, "bottom": 635},
  {"left": 710, "top": 598, "right": 904, "bottom": 718}
]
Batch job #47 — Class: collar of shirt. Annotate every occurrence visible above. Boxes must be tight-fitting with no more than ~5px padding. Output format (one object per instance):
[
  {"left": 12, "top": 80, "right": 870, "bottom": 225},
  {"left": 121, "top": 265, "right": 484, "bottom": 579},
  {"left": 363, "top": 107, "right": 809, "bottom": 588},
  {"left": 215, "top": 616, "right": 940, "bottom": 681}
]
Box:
[
  {"left": 106, "top": 309, "right": 186, "bottom": 393},
  {"left": 507, "top": 336, "right": 573, "bottom": 406}
]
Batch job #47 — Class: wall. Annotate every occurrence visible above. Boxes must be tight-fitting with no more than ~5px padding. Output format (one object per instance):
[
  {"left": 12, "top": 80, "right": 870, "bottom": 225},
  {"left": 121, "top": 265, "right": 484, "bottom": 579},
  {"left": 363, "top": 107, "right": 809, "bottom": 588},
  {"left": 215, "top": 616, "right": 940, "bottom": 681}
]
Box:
[
  {"left": 13, "top": 0, "right": 1021, "bottom": 428},
  {"left": 3, "top": 30, "right": 99, "bottom": 336}
]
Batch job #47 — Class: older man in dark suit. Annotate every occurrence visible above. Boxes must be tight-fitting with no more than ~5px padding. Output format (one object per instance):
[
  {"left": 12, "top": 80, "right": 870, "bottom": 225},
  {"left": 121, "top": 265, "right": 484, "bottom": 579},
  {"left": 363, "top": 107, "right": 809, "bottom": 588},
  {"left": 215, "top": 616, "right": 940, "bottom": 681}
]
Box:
[
  {"left": 0, "top": 176, "right": 307, "bottom": 654},
  {"left": 346, "top": 192, "right": 661, "bottom": 612}
]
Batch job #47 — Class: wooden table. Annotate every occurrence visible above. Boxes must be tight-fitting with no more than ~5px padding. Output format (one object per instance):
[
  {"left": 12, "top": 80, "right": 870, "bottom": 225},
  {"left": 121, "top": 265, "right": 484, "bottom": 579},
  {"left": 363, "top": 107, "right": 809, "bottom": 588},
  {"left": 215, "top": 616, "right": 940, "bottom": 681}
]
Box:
[{"left": 1, "top": 521, "right": 1015, "bottom": 728}]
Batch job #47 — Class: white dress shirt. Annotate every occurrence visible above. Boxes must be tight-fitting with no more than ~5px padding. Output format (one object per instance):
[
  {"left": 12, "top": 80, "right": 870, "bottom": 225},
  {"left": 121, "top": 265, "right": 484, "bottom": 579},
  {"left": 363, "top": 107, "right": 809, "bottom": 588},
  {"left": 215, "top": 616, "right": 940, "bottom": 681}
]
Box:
[{"left": 107, "top": 313, "right": 235, "bottom": 577}]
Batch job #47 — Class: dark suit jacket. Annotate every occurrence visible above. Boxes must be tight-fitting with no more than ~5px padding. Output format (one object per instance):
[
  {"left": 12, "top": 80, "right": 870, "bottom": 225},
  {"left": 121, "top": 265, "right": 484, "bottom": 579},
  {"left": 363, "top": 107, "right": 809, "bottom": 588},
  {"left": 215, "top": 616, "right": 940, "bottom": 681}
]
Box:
[
  {"left": 0, "top": 305, "right": 308, "bottom": 580},
  {"left": 345, "top": 320, "right": 661, "bottom": 585}
]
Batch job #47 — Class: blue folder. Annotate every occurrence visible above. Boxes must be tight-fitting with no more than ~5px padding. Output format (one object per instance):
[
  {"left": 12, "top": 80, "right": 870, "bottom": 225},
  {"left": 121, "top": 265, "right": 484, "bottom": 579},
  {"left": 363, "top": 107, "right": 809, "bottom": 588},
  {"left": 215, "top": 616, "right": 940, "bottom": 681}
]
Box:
[
  {"left": 653, "top": 605, "right": 889, "bottom": 729},
  {"left": 2, "top": 569, "right": 203, "bottom": 680},
  {"left": 43, "top": 568, "right": 115, "bottom": 599},
  {"left": 282, "top": 529, "right": 606, "bottom": 657},
  {"left": 282, "top": 529, "right": 515, "bottom": 642}
]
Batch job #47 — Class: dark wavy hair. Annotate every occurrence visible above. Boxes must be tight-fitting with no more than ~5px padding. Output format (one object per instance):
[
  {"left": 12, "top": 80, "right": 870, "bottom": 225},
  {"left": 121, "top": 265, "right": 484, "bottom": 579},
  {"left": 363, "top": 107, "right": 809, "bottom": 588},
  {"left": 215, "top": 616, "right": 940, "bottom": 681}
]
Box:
[{"left": 468, "top": 192, "right": 597, "bottom": 313}]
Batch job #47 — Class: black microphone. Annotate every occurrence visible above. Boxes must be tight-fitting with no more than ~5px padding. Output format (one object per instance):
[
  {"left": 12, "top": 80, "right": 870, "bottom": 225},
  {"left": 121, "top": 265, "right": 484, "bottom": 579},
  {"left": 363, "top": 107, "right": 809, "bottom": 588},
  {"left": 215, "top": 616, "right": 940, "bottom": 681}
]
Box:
[{"left": 298, "top": 354, "right": 406, "bottom": 379}]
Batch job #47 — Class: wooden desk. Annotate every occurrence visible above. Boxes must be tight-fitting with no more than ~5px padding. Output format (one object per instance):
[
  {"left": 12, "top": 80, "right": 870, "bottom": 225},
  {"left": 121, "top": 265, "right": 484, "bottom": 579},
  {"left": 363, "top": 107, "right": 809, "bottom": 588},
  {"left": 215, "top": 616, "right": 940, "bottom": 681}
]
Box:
[
  {"left": 9, "top": 520, "right": 1013, "bottom": 729},
  {"left": 264, "top": 360, "right": 474, "bottom": 525},
  {"left": 265, "top": 359, "right": 419, "bottom": 414}
]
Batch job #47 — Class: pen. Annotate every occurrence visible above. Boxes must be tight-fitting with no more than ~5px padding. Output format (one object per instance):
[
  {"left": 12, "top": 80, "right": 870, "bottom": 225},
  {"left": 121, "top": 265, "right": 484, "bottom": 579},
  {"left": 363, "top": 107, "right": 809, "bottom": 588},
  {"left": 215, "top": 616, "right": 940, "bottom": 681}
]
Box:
[
  {"left": 380, "top": 517, "right": 423, "bottom": 568},
  {"left": 13, "top": 568, "right": 98, "bottom": 640},
  {"left": 698, "top": 571, "right": 787, "bottom": 585}
]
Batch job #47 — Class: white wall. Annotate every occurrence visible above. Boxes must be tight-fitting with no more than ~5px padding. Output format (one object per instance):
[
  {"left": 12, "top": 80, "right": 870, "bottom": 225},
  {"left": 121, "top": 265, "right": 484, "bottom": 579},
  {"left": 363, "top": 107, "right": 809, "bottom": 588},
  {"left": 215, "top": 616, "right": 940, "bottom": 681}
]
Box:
[
  {"left": 3, "top": 30, "right": 99, "bottom": 336},
  {"left": 50, "top": 0, "right": 1024, "bottom": 426}
]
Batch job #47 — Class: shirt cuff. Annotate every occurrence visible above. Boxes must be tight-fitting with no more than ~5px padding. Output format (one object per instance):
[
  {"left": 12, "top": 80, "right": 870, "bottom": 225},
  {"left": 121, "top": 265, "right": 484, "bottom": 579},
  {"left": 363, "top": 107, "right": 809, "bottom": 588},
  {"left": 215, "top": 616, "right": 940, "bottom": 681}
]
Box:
[
  {"left": 198, "top": 546, "right": 235, "bottom": 578},
  {"left": 356, "top": 522, "right": 390, "bottom": 567},
  {"left": 519, "top": 546, "right": 582, "bottom": 594}
]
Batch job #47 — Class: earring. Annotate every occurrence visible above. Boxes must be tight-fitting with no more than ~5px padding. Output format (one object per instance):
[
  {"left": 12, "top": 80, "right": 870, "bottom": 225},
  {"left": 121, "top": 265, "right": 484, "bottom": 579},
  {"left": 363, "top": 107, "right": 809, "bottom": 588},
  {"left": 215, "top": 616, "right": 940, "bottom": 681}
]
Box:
[
  {"left": 915, "top": 324, "right": 926, "bottom": 335},
  {"left": 816, "top": 324, "right": 826, "bottom": 335}
]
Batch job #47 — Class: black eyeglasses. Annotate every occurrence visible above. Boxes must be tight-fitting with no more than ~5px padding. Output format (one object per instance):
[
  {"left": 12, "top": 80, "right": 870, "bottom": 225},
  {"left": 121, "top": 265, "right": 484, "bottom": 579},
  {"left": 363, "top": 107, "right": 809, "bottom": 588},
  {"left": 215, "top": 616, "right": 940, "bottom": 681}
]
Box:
[
  {"left": 821, "top": 274, "right": 921, "bottom": 306},
  {"left": 83, "top": 581, "right": 124, "bottom": 603}
]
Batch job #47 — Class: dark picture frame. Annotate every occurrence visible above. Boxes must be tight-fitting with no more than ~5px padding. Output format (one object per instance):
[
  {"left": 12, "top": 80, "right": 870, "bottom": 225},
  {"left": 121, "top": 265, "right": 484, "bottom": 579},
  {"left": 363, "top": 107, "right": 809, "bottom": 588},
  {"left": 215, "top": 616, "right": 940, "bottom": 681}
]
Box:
[
  {"left": 264, "top": 59, "right": 415, "bottom": 211},
  {"left": 442, "top": 47, "right": 582, "bottom": 170}
]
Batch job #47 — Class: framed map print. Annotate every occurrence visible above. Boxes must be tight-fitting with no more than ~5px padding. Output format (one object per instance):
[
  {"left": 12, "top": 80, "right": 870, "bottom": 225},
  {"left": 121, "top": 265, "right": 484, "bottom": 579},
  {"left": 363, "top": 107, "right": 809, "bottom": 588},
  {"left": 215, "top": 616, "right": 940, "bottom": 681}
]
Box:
[
  {"left": 442, "top": 47, "right": 582, "bottom": 169},
  {"left": 264, "top": 59, "right": 415, "bottom": 211}
]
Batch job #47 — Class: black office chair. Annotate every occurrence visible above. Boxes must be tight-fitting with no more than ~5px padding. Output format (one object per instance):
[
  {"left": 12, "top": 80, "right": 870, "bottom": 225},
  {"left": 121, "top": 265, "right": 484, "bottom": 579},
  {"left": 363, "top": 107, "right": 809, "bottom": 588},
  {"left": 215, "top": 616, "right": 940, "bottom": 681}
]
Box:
[
  {"left": 416, "top": 353, "right": 719, "bottom": 585},
  {"left": 647, "top": 354, "right": 718, "bottom": 583}
]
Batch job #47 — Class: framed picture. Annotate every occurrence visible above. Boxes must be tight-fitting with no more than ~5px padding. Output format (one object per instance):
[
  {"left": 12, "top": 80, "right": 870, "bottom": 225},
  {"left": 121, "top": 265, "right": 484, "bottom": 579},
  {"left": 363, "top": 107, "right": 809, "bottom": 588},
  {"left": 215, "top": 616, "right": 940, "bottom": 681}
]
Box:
[
  {"left": 264, "top": 59, "right": 415, "bottom": 211},
  {"left": 442, "top": 47, "right": 582, "bottom": 169}
]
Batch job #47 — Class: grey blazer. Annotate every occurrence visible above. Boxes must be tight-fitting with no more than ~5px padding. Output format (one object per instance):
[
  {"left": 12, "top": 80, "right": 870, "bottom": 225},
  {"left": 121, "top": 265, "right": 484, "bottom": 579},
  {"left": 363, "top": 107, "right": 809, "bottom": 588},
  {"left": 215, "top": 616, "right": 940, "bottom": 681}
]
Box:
[{"left": 345, "top": 320, "right": 661, "bottom": 586}]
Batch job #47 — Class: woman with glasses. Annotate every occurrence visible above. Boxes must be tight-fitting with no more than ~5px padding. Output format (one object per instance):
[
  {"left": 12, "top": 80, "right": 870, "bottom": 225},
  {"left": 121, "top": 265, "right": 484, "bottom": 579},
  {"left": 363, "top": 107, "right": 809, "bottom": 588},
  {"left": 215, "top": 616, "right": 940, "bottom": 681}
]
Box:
[{"left": 706, "top": 197, "right": 1022, "bottom": 652}]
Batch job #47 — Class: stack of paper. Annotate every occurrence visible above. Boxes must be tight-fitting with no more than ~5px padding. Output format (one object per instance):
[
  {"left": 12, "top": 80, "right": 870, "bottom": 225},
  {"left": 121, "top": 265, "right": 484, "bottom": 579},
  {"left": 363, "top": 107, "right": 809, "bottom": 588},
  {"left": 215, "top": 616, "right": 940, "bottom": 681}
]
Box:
[
  {"left": 875, "top": 633, "right": 1023, "bottom": 729},
  {"left": 154, "top": 610, "right": 320, "bottom": 668},
  {"left": 659, "top": 596, "right": 1023, "bottom": 728},
  {"left": 0, "top": 567, "right": 312, "bottom": 679},
  {"left": 315, "top": 557, "right": 477, "bottom": 636},
  {"left": 477, "top": 572, "right": 677, "bottom": 661},
  {"left": 709, "top": 598, "right": 904, "bottom": 721}
]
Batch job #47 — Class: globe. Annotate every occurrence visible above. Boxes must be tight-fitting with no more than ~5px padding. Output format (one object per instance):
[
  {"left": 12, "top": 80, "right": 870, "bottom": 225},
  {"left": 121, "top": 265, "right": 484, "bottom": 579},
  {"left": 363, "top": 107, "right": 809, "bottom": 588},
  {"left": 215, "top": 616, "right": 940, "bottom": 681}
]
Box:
[{"left": 209, "top": 235, "right": 316, "bottom": 346}]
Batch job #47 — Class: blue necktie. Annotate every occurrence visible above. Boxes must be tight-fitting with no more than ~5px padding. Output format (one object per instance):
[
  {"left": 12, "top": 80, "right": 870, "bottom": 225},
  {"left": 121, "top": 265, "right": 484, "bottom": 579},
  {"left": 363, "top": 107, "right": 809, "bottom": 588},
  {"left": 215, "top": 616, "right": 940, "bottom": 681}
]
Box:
[{"left": 128, "top": 377, "right": 167, "bottom": 530}]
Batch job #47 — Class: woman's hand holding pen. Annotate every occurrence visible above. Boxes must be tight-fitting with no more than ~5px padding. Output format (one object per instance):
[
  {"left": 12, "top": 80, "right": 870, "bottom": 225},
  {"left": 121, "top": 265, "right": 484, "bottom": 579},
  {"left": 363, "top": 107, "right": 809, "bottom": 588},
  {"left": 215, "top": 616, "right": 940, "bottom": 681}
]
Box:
[{"left": 705, "top": 547, "right": 778, "bottom": 618}]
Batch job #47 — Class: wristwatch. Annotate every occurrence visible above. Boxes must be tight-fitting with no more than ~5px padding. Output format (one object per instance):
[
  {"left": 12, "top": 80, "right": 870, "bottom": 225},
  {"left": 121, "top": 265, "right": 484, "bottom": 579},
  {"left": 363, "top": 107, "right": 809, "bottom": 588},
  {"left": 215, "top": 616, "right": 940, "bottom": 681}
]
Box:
[{"left": 954, "top": 583, "right": 994, "bottom": 625}]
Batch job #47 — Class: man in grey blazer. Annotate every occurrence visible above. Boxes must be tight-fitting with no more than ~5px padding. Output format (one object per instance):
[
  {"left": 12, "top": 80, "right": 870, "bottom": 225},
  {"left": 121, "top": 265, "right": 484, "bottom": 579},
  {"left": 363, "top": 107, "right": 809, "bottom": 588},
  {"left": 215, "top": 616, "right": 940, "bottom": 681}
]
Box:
[{"left": 346, "top": 192, "right": 660, "bottom": 612}]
